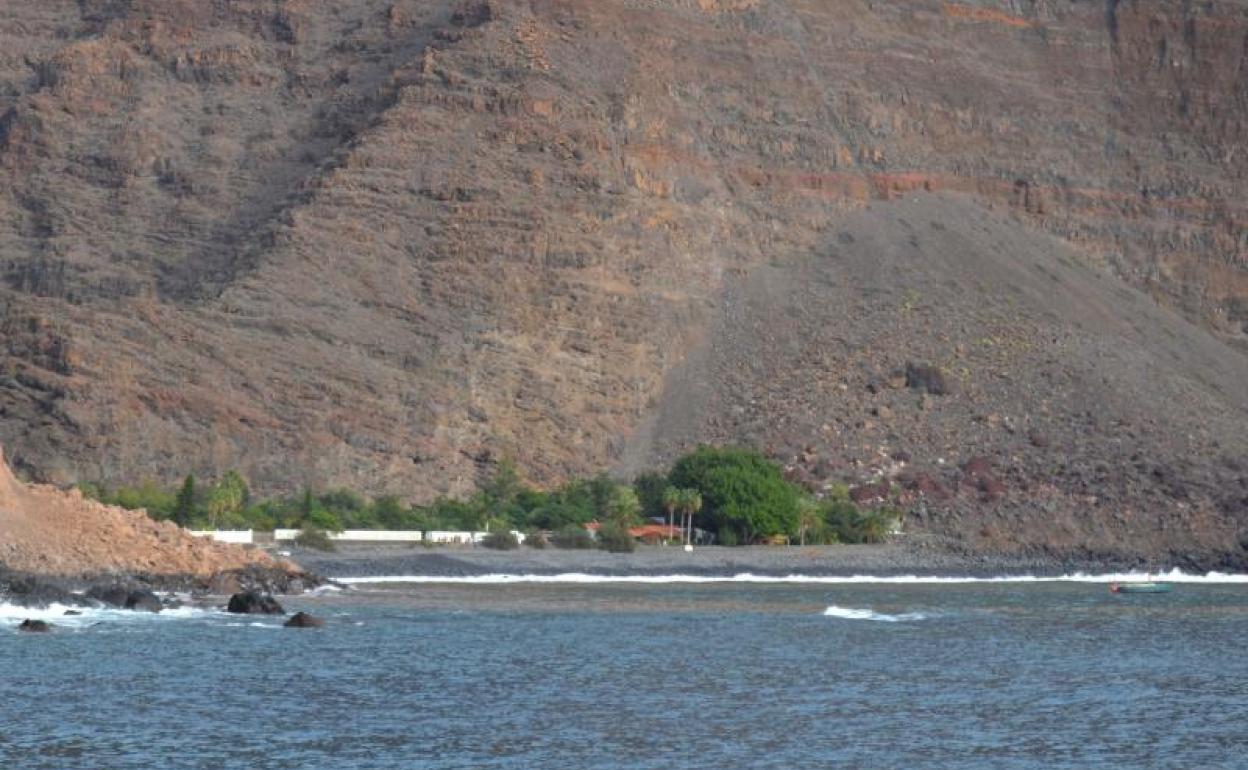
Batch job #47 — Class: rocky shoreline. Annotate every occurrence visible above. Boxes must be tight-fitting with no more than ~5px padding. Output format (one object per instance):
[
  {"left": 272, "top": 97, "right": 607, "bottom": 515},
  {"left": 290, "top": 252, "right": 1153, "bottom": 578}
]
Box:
[
  {"left": 0, "top": 563, "right": 321, "bottom": 610},
  {"left": 285, "top": 536, "right": 1244, "bottom": 580}
]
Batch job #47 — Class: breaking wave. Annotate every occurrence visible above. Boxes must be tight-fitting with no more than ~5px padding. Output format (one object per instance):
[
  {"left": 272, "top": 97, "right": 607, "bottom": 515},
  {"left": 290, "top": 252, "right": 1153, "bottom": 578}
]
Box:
[
  {"left": 823, "top": 605, "right": 928, "bottom": 622},
  {"left": 1, "top": 600, "right": 213, "bottom": 631},
  {"left": 338, "top": 568, "right": 1248, "bottom": 585}
]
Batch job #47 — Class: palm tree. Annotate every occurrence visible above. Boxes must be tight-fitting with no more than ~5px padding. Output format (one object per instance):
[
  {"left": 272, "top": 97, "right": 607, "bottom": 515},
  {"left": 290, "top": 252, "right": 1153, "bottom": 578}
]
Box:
[
  {"left": 796, "top": 496, "right": 819, "bottom": 546},
  {"left": 678, "top": 488, "right": 702, "bottom": 546},
  {"left": 662, "top": 486, "right": 681, "bottom": 545},
  {"left": 858, "top": 509, "right": 893, "bottom": 544}
]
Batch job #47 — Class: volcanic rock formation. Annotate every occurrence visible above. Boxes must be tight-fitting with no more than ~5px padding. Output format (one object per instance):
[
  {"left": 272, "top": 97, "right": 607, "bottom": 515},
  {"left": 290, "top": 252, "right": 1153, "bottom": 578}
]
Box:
[{"left": 1, "top": 0, "right": 1247, "bottom": 560}]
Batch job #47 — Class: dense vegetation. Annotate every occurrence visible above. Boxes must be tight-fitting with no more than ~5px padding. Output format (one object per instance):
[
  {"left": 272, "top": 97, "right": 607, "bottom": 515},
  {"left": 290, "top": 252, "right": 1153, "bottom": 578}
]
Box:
[{"left": 81, "top": 447, "right": 900, "bottom": 546}]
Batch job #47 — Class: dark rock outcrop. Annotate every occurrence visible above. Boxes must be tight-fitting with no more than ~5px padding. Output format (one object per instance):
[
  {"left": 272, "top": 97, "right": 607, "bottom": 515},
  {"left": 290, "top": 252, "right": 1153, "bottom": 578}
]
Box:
[
  {"left": 905, "top": 363, "right": 955, "bottom": 397},
  {"left": 208, "top": 566, "right": 314, "bottom": 597},
  {"left": 85, "top": 585, "right": 162, "bottom": 612},
  {"left": 86, "top": 585, "right": 131, "bottom": 608},
  {"left": 226, "top": 591, "right": 285, "bottom": 615},
  {"left": 18, "top": 619, "right": 51, "bottom": 633},
  {"left": 0, "top": 572, "right": 78, "bottom": 608},
  {"left": 124, "top": 590, "right": 163, "bottom": 613},
  {"left": 283, "top": 612, "right": 324, "bottom": 628}
]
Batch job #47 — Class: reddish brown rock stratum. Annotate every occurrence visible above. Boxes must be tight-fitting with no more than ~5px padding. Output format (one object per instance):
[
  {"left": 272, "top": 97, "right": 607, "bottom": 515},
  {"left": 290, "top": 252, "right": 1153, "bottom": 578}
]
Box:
[
  {"left": 1, "top": 0, "right": 1247, "bottom": 562},
  {"left": 0, "top": 446, "right": 281, "bottom": 577}
]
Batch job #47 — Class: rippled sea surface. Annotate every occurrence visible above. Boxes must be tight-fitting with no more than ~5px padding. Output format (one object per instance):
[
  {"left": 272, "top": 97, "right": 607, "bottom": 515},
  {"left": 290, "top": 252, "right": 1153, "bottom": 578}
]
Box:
[{"left": 3, "top": 582, "right": 1247, "bottom": 769}]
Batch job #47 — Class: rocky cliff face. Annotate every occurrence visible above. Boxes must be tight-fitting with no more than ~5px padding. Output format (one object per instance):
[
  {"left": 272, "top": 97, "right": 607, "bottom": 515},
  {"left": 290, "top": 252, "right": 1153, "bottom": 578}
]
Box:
[{"left": 1, "top": 1, "right": 1246, "bottom": 560}]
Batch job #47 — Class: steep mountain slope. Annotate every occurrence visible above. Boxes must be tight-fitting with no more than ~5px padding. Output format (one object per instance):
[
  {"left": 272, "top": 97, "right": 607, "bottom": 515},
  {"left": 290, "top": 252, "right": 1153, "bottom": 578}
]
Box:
[
  {"left": 624, "top": 194, "right": 1248, "bottom": 563},
  {"left": 1, "top": 0, "right": 1246, "bottom": 560}
]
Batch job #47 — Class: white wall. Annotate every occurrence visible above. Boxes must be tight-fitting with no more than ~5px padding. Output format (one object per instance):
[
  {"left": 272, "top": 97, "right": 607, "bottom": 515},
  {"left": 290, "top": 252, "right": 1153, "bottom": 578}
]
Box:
[
  {"left": 334, "top": 530, "right": 425, "bottom": 542},
  {"left": 271, "top": 529, "right": 524, "bottom": 544},
  {"left": 189, "top": 530, "right": 254, "bottom": 544}
]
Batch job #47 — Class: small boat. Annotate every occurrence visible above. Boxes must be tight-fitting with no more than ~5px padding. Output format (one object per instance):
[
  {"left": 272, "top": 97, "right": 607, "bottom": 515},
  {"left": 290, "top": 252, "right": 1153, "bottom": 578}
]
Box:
[{"left": 1109, "top": 581, "right": 1173, "bottom": 594}]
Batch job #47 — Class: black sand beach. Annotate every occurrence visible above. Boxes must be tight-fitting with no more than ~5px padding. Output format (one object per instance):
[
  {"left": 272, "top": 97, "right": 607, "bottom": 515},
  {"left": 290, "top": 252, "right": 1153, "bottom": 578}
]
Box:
[{"left": 289, "top": 537, "right": 1167, "bottom": 580}]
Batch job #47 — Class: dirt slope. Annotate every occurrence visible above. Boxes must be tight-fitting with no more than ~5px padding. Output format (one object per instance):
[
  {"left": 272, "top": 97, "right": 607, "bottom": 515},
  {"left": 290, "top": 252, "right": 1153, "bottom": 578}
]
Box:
[
  {"left": 0, "top": 446, "right": 283, "bottom": 577},
  {"left": 623, "top": 194, "right": 1248, "bottom": 563}
]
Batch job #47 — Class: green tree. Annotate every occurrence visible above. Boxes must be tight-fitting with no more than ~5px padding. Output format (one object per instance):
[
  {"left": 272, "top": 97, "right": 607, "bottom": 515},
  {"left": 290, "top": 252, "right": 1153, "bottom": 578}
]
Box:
[
  {"left": 597, "top": 521, "right": 636, "bottom": 553},
  {"left": 299, "top": 487, "right": 316, "bottom": 523},
  {"left": 173, "top": 474, "right": 197, "bottom": 527},
  {"left": 796, "top": 495, "right": 819, "bottom": 546},
  {"left": 633, "top": 472, "right": 669, "bottom": 520},
  {"left": 587, "top": 472, "right": 616, "bottom": 519},
  {"left": 819, "top": 499, "right": 899, "bottom": 544},
  {"left": 550, "top": 524, "right": 595, "bottom": 549},
  {"left": 662, "top": 486, "right": 681, "bottom": 542},
  {"left": 112, "top": 480, "right": 176, "bottom": 520},
  {"left": 676, "top": 488, "right": 702, "bottom": 545},
  {"left": 820, "top": 498, "right": 862, "bottom": 543},
  {"left": 422, "top": 496, "right": 487, "bottom": 531},
  {"left": 482, "top": 458, "right": 523, "bottom": 512},
  {"left": 858, "top": 508, "right": 898, "bottom": 544},
  {"left": 371, "top": 495, "right": 410, "bottom": 529},
  {"left": 305, "top": 506, "right": 344, "bottom": 533},
  {"left": 668, "top": 447, "right": 801, "bottom": 544},
  {"left": 606, "top": 485, "right": 642, "bottom": 526},
  {"left": 205, "top": 471, "right": 249, "bottom": 529}
]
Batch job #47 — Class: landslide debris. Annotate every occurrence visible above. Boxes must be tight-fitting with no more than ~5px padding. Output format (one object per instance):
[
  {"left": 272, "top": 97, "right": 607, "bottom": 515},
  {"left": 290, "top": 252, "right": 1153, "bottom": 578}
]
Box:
[
  {"left": 0, "top": 445, "right": 291, "bottom": 578},
  {"left": 622, "top": 196, "right": 1248, "bottom": 564}
]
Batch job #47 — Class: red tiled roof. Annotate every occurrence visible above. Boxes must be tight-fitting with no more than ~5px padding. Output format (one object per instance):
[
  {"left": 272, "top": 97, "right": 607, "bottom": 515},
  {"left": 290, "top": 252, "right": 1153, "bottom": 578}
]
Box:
[{"left": 583, "top": 522, "right": 681, "bottom": 538}]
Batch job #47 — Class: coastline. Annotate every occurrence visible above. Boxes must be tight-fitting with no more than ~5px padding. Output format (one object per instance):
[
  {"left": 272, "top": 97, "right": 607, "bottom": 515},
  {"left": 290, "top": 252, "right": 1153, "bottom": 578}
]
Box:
[{"left": 287, "top": 536, "right": 1211, "bottom": 581}]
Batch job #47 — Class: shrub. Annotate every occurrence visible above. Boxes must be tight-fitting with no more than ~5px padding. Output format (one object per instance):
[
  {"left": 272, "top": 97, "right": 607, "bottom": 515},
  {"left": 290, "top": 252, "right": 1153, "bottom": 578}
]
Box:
[
  {"left": 294, "top": 527, "right": 336, "bottom": 552},
  {"left": 551, "top": 525, "right": 595, "bottom": 550},
  {"left": 480, "top": 530, "right": 520, "bottom": 550},
  {"left": 633, "top": 471, "right": 670, "bottom": 520},
  {"left": 668, "top": 446, "right": 801, "bottom": 544},
  {"left": 597, "top": 522, "right": 636, "bottom": 553},
  {"left": 525, "top": 531, "right": 548, "bottom": 549},
  {"left": 819, "top": 500, "right": 898, "bottom": 544}
]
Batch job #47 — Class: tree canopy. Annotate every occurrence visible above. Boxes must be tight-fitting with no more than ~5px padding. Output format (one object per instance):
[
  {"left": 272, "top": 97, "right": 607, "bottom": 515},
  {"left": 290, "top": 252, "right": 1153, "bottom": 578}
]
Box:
[
  {"left": 668, "top": 446, "right": 801, "bottom": 543},
  {"left": 82, "top": 444, "right": 897, "bottom": 548}
]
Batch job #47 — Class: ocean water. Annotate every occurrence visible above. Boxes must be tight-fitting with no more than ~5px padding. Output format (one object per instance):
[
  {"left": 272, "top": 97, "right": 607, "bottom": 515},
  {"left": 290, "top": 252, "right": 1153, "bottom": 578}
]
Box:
[{"left": 3, "top": 577, "right": 1247, "bottom": 769}]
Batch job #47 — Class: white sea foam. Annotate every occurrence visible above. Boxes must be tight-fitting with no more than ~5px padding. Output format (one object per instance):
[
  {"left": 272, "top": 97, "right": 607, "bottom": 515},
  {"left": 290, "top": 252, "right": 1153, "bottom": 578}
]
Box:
[
  {"left": 337, "top": 568, "right": 1248, "bottom": 586},
  {"left": 823, "top": 605, "right": 928, "bottom": 622},
  {"left": 1, "top": 600, "right": 214, "bottom": 630}
]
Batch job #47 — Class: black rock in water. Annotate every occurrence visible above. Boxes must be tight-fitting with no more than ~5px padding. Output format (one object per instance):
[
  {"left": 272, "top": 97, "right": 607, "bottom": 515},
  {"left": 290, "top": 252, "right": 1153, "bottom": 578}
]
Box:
[
  {"left": 284, "top": 612, "right": 324, "bottom": 628},
  {"left": 86, "top": 585, "right": 131, "bottom": 608},
  {"left": 124, "top": 590, "right": 163, "bottom": 613},
  {"left": 227, "top": 591, "right": 284, "bottom": 615},
  {"left": 0, "top": 572, "right": 77, "bottom": 608},
  {"left": 18, "top": 619, "right": 51, "bottom": 633}
]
